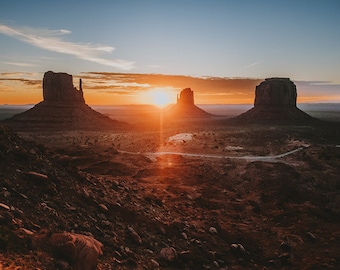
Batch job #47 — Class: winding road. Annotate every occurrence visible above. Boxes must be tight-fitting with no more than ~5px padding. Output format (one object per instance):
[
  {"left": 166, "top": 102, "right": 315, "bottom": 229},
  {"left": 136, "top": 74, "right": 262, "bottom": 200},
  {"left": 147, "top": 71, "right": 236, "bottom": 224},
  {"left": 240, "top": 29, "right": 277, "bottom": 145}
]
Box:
[{"left": 119, "top": 147, "right": 306, "bottom": 162}]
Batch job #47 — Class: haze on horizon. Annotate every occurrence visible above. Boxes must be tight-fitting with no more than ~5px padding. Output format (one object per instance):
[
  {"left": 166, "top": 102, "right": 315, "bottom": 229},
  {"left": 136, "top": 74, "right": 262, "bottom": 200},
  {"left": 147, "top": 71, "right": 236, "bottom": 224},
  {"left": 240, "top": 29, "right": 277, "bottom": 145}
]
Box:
[{"left": 0, "top": 0, "right": 339, "bottom": 106}]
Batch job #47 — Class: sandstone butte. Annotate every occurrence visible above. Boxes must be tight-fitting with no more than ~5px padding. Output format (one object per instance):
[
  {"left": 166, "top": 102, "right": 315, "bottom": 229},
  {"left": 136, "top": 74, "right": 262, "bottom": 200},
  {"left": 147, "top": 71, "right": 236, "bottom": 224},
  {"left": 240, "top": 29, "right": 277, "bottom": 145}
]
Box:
[
  {"left": 3, "top": 71, "right": 126, "bottom": 131},
  {"left": 232, "top": 77, "right": 316, "bottom": 124},
  {"left": 165, "top": 88, "right": 212, "bottom": 118}
]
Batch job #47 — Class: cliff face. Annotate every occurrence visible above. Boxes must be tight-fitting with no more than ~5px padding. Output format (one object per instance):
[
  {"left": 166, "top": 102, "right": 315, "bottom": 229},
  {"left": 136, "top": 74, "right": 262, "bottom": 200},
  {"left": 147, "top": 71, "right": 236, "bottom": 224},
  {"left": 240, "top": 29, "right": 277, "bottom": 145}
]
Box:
[
  {"left": 254, "top": 78, "right": 297, "bottom": 107},
  {"left": 3, "top": 71, "right": 126, "bottom": 131},
  {"left": 177, "top": 88, "right": 194, "bottom": 106},
  {"left": 43, "top": 71, "right": 84, "bottom": 103},
  {"left": 232, "top": 78, "right": 315, "bottom": 124}
]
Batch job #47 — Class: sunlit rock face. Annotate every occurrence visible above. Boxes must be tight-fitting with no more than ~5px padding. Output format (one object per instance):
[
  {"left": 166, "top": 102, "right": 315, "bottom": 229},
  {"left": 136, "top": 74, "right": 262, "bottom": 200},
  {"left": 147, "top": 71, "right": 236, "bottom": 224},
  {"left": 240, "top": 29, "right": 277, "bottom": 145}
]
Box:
[
  {"left": 166, "top": 88, "right": 211, "bottom": 118},
  {"left": 232, "top": 78, "right": 315, "bottom": 124},
  {"left": 3, "top": 71, "right": 126, "bottom": 131},
  {"left": 43, "top": 71, "right": 84, "bottom": 103},
  {"left": 177, "top": 88, "right": 194, "bottom": 106},
  {"left": 254, "top": 78, "right": 297, "bottom": 107}
]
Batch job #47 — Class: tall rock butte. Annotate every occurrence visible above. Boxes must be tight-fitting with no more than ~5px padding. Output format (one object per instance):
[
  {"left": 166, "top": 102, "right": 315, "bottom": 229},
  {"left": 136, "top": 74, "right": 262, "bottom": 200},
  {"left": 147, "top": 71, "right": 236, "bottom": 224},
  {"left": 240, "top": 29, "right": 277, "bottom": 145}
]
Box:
[
  {"left": 233, "top": 78, "right": 315, "bottom": 123},
  {"left": 42, "top": 71, "right": 85, "bottom": 103},
  {"left": 166, "top": 88, "right": 211, "bottom": 118},
  {"left": 4, "top": 71, "right": 126, "bottom": 131}
]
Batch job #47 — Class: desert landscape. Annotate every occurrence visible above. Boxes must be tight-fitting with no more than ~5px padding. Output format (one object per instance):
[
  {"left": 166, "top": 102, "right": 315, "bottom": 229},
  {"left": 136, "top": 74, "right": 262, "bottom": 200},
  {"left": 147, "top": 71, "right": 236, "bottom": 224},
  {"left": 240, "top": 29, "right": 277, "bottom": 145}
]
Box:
[{"left": 0, "top": 73, "right": 339, "bottom": 269}]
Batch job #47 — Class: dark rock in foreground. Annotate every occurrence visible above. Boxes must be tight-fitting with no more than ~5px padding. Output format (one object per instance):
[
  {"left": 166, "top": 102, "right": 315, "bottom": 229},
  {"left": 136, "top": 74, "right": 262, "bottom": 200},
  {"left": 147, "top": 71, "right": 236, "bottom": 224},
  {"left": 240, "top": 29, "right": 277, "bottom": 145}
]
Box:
[
  {"left": 232, "top": 78, "right": 316, "bottom": 124},
  {"left": 3, "top": 71, "right": 126, "bottom": 131},
  {"left": 166, "top": 88, "right": 212, "bottom": 118},
  {"left": 49, "top": 232, "right": 103, "bottom": 270}
]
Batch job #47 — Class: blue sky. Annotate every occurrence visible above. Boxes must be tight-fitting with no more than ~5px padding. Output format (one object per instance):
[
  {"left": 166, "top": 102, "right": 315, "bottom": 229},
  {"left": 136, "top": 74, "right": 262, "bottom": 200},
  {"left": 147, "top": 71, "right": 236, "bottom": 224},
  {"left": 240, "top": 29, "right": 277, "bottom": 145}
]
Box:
[{"left": 0, "top": 0, "right": 340, "bottom": 104}]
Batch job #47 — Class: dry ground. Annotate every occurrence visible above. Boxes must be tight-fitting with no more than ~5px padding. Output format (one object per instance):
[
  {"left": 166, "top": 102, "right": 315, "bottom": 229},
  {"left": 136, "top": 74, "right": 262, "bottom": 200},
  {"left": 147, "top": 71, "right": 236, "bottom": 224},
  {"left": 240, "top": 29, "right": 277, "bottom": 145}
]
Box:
[{"left": 1, "top": 115, "right": 340, "bottom": 269}]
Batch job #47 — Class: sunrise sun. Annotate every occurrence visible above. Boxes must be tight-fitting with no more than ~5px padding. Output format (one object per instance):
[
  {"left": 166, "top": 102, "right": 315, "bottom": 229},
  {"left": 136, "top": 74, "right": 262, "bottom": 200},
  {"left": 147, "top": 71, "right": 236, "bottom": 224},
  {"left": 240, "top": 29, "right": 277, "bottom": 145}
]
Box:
[{"left": 141, "top": 89, "right": 175, "bottom": 108}]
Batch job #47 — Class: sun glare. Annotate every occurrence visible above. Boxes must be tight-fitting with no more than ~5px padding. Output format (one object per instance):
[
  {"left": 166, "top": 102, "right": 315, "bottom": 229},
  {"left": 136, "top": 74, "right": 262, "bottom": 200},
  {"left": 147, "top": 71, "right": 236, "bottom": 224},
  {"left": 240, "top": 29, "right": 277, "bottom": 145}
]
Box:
[
  {"left": 152, "top": 91, "right": 171, "bottom": 107},
  {"left": 142, "top": 89, "right": 175, "bottom": 108}
]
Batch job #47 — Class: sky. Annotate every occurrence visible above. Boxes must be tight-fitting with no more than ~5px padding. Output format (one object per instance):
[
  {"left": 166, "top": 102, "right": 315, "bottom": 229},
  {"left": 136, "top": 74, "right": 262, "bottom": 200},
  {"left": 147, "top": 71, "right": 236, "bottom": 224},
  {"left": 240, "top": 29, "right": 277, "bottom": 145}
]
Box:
[{"left": 0, "top": 0, "right": 340, "bottom": 105}]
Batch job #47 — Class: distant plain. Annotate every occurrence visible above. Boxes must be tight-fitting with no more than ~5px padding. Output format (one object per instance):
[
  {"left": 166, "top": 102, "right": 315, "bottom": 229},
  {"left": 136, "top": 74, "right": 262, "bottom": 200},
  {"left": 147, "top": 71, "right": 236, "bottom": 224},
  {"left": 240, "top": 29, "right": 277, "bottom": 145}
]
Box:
[{"left": 1, "top": 103, "right": 339, "bottom": 123}]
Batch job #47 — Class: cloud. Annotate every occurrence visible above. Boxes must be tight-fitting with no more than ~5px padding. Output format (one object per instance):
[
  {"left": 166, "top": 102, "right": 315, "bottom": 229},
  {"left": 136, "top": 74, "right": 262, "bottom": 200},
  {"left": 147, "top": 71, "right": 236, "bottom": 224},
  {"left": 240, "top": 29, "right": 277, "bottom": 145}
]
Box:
[
  {"left": 80, "top": 72, "right": 262, "bottom": 103},
  {"left": 4, "top": 61, "right": 38, "bottom": 67},
  {"left": 0, "top": 72, "right": 41, "bottom": 86},
  {"left": 241, "top": 61, "right": 263, "bottom": 70},
  {"left": 0, "top": 77, "right": 41, "bottom": 86},
  {"left": 0, "top": 24, "right": 135, "bottom": 70}
]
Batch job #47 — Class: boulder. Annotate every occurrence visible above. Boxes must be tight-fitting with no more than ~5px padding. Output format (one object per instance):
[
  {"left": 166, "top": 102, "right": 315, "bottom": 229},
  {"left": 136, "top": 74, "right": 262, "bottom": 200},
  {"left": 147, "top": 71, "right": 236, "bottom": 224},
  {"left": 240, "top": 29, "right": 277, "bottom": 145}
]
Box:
[{"left": 49, "top": 232, "right": 103, "bottom": 270}]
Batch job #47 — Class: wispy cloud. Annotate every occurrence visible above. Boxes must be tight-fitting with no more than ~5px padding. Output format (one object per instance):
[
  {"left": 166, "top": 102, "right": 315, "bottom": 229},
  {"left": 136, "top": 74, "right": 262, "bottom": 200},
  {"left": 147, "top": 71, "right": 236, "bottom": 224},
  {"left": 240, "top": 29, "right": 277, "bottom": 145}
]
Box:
[
  {"left": 241, "top": 61, "right": 263, "bottom": 70},
  {"left": 0, "top": 77, "right": 41, "bottom": 86},
  {"left": 0, "top": 71, "right": 41, "bottom": 86},
  {"left": 4, "top": 61, "right": 38, "bottom": 67},
  {"left": 0, "top": 24, "right": 135, "bottom": 70}
]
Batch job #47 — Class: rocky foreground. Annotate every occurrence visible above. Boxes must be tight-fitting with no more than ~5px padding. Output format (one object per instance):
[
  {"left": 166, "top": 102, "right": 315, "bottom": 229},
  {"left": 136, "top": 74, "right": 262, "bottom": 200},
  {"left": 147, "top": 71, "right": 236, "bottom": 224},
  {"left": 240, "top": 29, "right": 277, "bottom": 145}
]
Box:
[{"left": 1, "top": 122, "right": 340, "bottom": 269}]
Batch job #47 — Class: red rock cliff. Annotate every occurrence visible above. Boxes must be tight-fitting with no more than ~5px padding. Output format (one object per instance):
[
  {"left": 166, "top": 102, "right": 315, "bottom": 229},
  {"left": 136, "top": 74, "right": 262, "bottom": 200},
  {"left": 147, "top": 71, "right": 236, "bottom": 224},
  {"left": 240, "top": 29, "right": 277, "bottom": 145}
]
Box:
[{"left": 43, "top": 71, "right": 84, "bottom": 103}]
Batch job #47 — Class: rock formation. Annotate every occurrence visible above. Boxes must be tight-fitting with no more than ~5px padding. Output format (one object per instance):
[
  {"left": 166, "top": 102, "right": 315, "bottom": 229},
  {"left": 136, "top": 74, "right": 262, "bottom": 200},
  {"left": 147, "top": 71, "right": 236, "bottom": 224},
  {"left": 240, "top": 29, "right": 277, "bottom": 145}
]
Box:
[
  {"left": 43, "top": 71, "right": 85, "bottom": 103},
  {"left": 166, "top": 88, "right": 211, "bottom": 118},
  {"left": 177, "top": 88, "right": 194, "bottom": 106},
  {"left": 233, "top": 78, "right": 315, "bottom": 123},
  {"left": 3, "top": 71, "right": 126, "bottom": 131},
  {"left": 254, "top": 78, "right": 297, "bottom": 107}
]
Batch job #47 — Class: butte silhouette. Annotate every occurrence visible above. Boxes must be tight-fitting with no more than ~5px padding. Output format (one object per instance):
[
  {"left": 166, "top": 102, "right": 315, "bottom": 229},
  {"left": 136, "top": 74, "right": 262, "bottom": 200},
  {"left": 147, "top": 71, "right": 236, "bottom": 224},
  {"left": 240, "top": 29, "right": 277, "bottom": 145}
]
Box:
[
  {"left": 165, "top": 88, "right": 211, "bottom": 118},
  {"left": 3, "top": 71, "right": 126, "bottom": 131},
  {"left": 231, "top": 78, "right": 315, "bottom": 124}
]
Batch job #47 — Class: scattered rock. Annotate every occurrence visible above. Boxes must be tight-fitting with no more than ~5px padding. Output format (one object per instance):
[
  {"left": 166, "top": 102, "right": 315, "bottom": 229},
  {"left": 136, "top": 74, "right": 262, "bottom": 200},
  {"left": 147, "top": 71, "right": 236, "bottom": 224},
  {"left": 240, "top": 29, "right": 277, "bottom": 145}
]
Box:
[
  {"left": 231, "top": 243, "right": 246, "bottom": 254},
  {"left": 98, "top": 203, "right": 108, "bottom": 212},
  {"left": 160, "top": 247, "right": 178, "bottom": 262},
  {"left": 307, "top": 232, "right": 317, "bottom": 240},
  {"left": 208, "top": 226, "right": 218, "bottom": 234},
  {"left": 181, "top": 232, "right": 188, "bottom": 239},
  {"left": 279, "top": 252, "right": 291, "bottom": 265},
  {"left": 128, "top": 226, "right": 142, "bottom": 244},
  {"left": 280, "top": 241, "right": 292, "bottom": 251},
  {"left": 18, "top": 228, "right": 34, "bottom": 236},
  {"left": 25, "top": 171, "right": 49, "bottom": 183},
  {"left": 0, "top": 202, "right": 10, "bottom": 211},
  {"left": 151, "top": 258, "right": 160, "bottom": 267}
]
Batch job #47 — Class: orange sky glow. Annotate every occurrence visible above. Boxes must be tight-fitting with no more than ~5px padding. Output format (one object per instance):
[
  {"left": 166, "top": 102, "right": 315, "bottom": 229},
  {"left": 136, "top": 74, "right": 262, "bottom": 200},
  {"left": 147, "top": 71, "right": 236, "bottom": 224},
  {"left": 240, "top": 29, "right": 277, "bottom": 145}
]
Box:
[{"left": 1, "top": 72, "right": 339, "bottom": 106}]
